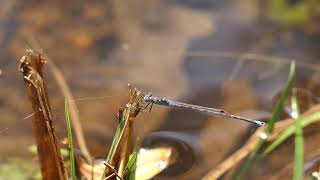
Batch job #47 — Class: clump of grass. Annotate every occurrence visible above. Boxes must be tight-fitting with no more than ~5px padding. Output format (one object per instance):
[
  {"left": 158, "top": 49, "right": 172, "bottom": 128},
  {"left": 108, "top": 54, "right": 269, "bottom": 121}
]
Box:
[
  {"left": 19, "top": 54, "right": 150, "bottom": 179},
  {"left": 102, "top": 86, "right": 143, "bottom": 179},
  {"left": 234, "top": 61, "right": 296, "bottom": 179},
  {"left": 64, "top": 100, "right": 76, "bottom": 180}
]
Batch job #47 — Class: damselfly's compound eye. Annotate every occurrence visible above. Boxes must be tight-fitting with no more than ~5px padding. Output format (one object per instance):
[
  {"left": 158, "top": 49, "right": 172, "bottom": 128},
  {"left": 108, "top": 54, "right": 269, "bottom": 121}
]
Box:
[{"left": 144, "top": 93, "right": 152, "bottom": 101}]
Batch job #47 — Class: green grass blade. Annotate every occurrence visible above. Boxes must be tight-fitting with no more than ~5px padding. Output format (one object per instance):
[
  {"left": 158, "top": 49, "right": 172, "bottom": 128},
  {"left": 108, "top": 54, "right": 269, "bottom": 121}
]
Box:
[
  {"left": 65, "top": 100, "right": 76, "bottom": 180},
  {"left": 263, "top": 112, "right": 320, "bottom": 154},
  {"left": 291, "top": 89, "right": 304, "bottom": 180},
  {"left": 234, "top": 61, "right": 295, "bottom": 180},
  {"left": 101, "top": 109, "right": 129, "bottom": 179},
  {"left": 106, "top": 109, "right": 127, "bottom": 162},
  {"left": 266, "top": 61, "right": 296, "bottom": 133},
  {"left": 123, "top": 152, "right": 138, "bottom": 180},
  {"left": 123, "top": 138, "right": 139, "bottom": 180},
  {"left": 291, "top": 88, "right": 300, "bottom": 119}
]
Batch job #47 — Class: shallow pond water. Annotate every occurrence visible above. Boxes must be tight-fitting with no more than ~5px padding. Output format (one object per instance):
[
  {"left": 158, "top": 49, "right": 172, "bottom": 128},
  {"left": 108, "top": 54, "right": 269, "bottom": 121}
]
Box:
[{"left": 0, "top": 0, "right": 320, "bottom": 179}]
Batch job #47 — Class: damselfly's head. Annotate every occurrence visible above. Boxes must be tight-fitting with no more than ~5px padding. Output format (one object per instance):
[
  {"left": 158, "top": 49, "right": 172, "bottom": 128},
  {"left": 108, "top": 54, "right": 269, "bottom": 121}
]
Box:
[{"left": 143, "top": 93, "right": 152, "bottom": 101}]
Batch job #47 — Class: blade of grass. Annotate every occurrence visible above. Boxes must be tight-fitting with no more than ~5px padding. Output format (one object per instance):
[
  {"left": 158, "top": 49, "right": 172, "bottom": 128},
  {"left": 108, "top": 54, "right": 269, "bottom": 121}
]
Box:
[
  {"left": 291, "top": 88, "right": 300, "bottom": 119},
  {"left": 291, "top": 89, "right": 304, "bottom": 180},
  {"left": 123, "top": 139, "right": 139, "bottom": 180},
  {"left": 65, "top": 100, "right": 76, "bottom": 180},
  {"left": 265, "top": 61, "right": 296, "bottom": 134},
  {"left": 101, "top": 109, "right": 129, "bottom": 179},
  {"left": 107, "top": 109, "right": 128, "bottom": 162},
  {"left": 234, "top": 61, "right": 295, "bottom": 180},
  {"left": 263, "top": 112, "right": 320, "bottom": 154},
  {"left": 102, "top": 108, "right": 130, "bottom": 179},
  {"left": 123, "top": 152, "right": 137, "bottom": 180}
]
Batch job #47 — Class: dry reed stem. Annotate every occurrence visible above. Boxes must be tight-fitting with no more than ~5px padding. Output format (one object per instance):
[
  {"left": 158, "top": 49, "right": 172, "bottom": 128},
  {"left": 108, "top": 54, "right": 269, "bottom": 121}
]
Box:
[
  {"left": 24, "top": 32, "right": 92, "bottom": 163},
  {"left": 104, "top": 86, "right": 143, "bottom": 179},
  {"left": 203, "top": 104, "right": 320, "bottom": 180},
  {"left": 46, "top": 56, "right": 93, "bottom": 163},
  {"left": 19, "top": 50, "right": 68, "bottom": 180}
]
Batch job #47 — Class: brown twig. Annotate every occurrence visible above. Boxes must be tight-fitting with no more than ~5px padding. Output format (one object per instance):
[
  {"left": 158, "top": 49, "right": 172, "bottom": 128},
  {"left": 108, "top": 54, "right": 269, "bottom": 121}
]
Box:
[
  {"left": 24, "top": 32, "right": 93, "bottom": 163},
  {"left": 46, "top": 55, "right": 93, "bottom": 163},
  {"left": 19, "top": 50, "right": 68, "bottom": 180},
  {"left": 203, "top": 104, "right": 320, "bottom": 180}
]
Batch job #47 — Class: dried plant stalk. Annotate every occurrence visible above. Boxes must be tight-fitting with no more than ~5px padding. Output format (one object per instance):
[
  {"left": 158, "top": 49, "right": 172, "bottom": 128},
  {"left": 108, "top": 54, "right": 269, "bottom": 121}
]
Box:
[
  {"left": 19, "top": 50, "right": 68, "bottom": 180},
  {"left": 102, "top": 86, "right": 143, "bottom": 179},
  {"left": 46, "top": 54, "right": 92, "bottom": 163},
  {"left": 24, "top": 32, "right": 92, "bottom": 163}
]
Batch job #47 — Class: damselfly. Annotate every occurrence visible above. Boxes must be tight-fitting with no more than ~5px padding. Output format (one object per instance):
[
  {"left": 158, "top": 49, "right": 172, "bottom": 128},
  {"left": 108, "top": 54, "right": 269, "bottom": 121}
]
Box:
[{"left": 143, "top": 94, "right": 265, "bottom": 126}]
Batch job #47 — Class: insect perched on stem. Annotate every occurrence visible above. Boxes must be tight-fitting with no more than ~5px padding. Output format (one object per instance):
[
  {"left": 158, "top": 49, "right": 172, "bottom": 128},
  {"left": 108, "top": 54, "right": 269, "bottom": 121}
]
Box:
[{"left": 143, "top": 93, "right": 265, "bottom": 126}]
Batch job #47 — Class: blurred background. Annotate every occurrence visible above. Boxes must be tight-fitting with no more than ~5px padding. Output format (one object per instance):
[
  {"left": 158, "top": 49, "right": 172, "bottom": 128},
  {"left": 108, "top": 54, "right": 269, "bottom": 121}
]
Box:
[{"left": 0, "top": 0, "right": 320, "bottom": 179}]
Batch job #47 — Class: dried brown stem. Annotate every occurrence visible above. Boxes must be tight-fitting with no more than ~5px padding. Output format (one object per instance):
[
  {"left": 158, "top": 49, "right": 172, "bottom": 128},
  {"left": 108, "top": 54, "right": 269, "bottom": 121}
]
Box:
[
  {"left": 103, "top": 86, "right": 143, "bottom": 179},
  {"left": 117, "top": 118, "right": 133, "bottom": 178},
  {"left": 203, "top": 104, "right": 320, "bottom": 180},
  {"left": 24, "top": 32, "right": 92, "bottom": 163},
  {"left": 46, "top": 56, "right": 93, "bottom": 163},
  {"left": 19, "top": 50, "right": 68, "bottom": 180}
]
